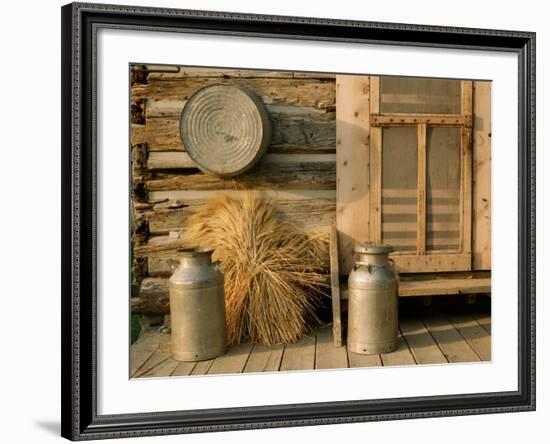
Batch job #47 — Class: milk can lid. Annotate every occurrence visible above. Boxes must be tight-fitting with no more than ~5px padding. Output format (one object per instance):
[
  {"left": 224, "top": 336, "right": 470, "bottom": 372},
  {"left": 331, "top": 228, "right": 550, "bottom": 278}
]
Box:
[{"left": 354, "top": 244, "right": 394, "bottom": 254}]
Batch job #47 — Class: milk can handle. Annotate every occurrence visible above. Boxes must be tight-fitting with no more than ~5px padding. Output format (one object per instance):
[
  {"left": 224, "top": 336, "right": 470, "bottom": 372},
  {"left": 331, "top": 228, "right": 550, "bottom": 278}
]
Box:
[
  {"left": 388, "top": 258, "right": 400, "bottom": 286},
  {"left": 354, "top": 261, "right": 372, "bottom": 273}
]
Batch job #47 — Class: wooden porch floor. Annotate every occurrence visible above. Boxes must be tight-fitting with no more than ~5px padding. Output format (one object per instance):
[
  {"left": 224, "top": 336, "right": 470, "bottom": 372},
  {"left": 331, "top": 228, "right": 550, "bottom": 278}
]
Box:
[{"left": 131, "top": 312, "right": 491, "bottom": 379}]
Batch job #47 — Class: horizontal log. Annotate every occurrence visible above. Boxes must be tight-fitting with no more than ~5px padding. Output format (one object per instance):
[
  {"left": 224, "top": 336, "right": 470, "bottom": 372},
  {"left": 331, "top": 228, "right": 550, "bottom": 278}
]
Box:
[
  {"left": 132, "top": 77, "right": 335, "bottom": 109},
  {"left": 146, "top": 241, "right": 332, "bottom": 277},
  {"left": 134, "top": 234, "right": 189, "bottom": 255},
  {"left": 147, "top": 152, "right": 334, "bottom": 171},
  {"left": 147, "top": 248, "right": 332, "bottom": 278},
  {"left": 147, "top": 189, "right": 336, "bottom": 202},
  {"left": 131, "top": 278, "right": 170, "bottom": 315},
  {"left": 147, "top": 152, "right": 196, "bottom": 170},
  {"left": 145, "top": 154, "right": 336, "bottom": 191},
  {"left": 147, "top": 206, "right": 195, "bottom": 235},
  {"left": 293, "top": 71, "right": 336, "bottom": 79},
  {"left": 145, "top": 197, "right": 336, "bottom": 235},
  {"left": 148, "top": 255, "right": 181, "bottom": 277},
  {"left": 145, "top": 67, "right": 335, "bottom": 80},
  {"left": 134, "top": 102, "right": 335, "bottom": 152},
  {"left": 140, "top": 243, "right": 330, "bottom": 278},
  {"left": 138, "top": 230, "right": 351, "bottom": 257}
]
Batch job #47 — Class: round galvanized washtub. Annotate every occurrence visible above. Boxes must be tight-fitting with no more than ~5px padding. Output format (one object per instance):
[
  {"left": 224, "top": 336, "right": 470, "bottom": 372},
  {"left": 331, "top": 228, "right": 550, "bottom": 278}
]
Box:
[
  {"left": 180, "top": 84, "right": 272, "bottom": 177},
  {"left": 169, "top": 247, "right": 227, "bottom": 361},
  {"left": 347, "top": 244, "right": 399, "bottom": 355}
]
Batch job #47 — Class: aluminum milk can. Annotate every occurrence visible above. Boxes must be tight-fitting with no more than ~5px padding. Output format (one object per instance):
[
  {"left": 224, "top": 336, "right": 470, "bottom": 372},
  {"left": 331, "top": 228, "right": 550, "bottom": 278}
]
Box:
[
  {"left": 347, "top": 244, "right": 398, "bottom": 355},
  {"left": 169, "top": 247, "right": 227, "bottom": 361}
]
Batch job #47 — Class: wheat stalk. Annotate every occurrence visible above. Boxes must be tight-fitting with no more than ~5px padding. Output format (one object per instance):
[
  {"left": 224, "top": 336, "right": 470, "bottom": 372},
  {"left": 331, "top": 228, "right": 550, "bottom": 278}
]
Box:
[{"left": 182, "top": 191, "right": 328, "bottom": 346}]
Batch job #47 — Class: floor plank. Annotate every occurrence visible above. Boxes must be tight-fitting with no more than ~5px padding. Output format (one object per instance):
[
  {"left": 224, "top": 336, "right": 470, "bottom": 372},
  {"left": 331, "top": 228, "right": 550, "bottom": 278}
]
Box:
[
  {"left": 130, "top": 311, "right": 491, "bottom": 376},
  {"left": 380, "top": 334, "right": 416, "bottom": 366},
  {"left": 140, "top": 356, "right": 180, "bottom": 378},
  {"left": 130, "top": 329, "right": 164, "bottom": 377},
  {"left": 400, "top": 318, "right": 448, "bottom": 364},
  {"left": 472, "top": 313, "right": 492, "bottom": 334},
  {"left": 423, "top": 315, "right": 480, "bottom": 363},
  {"left": 171, "top": 361, "right": 197, "bottom": 377},
  {"left": 189, "top": 359, "right": 214, "bottom": 376},
  {"left": 448, "top": 314, "right": 491, "bottom": 361},
  {"left": 347, "top": 351, "right": 382, "bottom": 368},
  {"left": 134, "top": 349, "right": 171, "bottom": 378},
  {"left": 279, "top": 333, "right": 316, "bottom": 371},
  {"left": 243, "top": 344, "right": 285, "bottom": 373},
  {"left": 315, "top": 325, "right": 348, "bottom": 369},
  {"left": 207, "top": 343, "right": 254, "bottom": 375}
]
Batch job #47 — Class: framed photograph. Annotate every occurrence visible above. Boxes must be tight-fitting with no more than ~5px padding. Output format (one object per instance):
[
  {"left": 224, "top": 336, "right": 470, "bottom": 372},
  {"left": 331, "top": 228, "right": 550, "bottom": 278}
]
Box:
[{"left": 61, "top": 2, "right": 535, "bottom": 440}]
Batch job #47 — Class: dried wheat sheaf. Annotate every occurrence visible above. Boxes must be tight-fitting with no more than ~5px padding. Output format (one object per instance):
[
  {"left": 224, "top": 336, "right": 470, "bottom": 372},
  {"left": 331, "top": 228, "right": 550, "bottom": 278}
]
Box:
[{"left": 183, "top": 191, "right": 328, "bottom": 346}]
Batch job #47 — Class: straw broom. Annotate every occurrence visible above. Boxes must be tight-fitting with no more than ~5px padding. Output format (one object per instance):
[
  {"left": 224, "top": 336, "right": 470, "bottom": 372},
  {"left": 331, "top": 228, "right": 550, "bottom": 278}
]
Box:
[{"left": 183, "top": 191, "right": 328, "bottom": 346}]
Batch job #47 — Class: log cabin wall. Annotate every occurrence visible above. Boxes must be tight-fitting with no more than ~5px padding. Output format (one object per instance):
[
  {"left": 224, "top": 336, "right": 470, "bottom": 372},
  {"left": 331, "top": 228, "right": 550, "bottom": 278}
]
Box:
[
  {"left": 130, "top": 67, "right": 491, "bottom": 315},
  {"left": 130, "top": 66, "right": 337, "bottom": 312}
]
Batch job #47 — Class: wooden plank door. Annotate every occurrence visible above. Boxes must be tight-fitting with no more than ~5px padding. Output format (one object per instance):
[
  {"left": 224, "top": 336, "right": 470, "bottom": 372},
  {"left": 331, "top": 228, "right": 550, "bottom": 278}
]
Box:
[{"left": 370, "top": 77, "right": 473, "bottom": 273}]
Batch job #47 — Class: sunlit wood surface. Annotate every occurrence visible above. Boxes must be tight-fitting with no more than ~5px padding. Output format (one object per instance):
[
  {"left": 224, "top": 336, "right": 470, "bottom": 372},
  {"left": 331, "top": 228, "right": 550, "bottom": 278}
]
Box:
[{"left": 130, "top": 312, "right": 491, "bottom": 378}]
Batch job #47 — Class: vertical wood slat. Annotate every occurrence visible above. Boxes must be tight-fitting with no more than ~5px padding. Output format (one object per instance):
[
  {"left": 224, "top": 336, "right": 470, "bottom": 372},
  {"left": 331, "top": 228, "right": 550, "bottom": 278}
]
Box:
[
  {"left": 336, "top": 75, "right": 371, "bottom": 274},
  {"left": 472, "top": 81, "right": 492, "bottom": 270},
  {"left": 369, "top": 76, "right": 382, "bottom": 244},
  {"left": 329, "top": 223, "right": 343, "bottom": 347},
  {"left": 460, "top": 81, "right": 473, "bottom": 261},
  {"left": 417, "top": 124, "right": 427, "bottom": 255}
]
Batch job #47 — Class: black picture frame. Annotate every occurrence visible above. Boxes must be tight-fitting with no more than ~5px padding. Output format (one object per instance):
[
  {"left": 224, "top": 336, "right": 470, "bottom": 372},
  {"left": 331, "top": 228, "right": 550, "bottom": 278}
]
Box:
[{"left": 61, "top": 2, "right": 536, "bottom": 440}]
